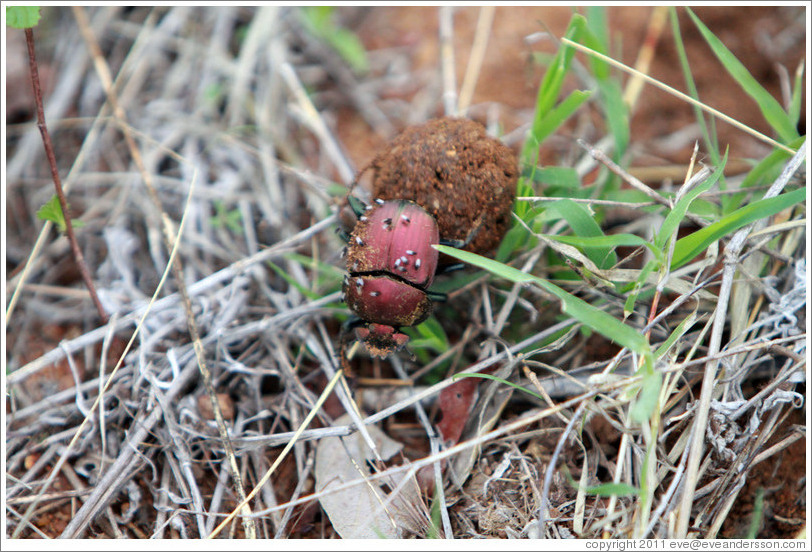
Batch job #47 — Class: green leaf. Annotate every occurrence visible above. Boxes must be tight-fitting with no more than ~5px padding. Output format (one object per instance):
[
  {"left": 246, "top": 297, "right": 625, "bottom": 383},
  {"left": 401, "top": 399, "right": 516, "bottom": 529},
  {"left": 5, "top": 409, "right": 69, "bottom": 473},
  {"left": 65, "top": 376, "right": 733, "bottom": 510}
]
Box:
[
  {"left": 521, "top": 14, "right": 587, "bottom": 166},
  {"left": 788, "top": 63, "right": 804, "bottom": 128},
  {"left": 327, "top": 28, "right": 369, "bottom": 74},
  {"left": 434, "top": 245, "right": 653, "bottom": 370},
  {"left": 546, "top": 232, "right": 654, "bottom": 251},
  {"left": 267, "top": 260, "right": 320, "bottom": 301},
  {"left": 582, "top": 7, "right": 629, "bottom": 159},
  {"left": 654, "top": 152, "right": 727, "bottom": 251},
  {"left": 532, "top": 166, "right": 582, "bottom": 190},
  {"left": 529, "top": 89, "right": 592, "bottom": 152},
  {"left": 406, "top": 316, "right": 449, "bottom": 354},
  {"left": 654, "top": 310, "right": 700, "bottom": 359},
  {"left": 36, "top": 195, "right": 83, "bottom": 233},
  {"left": 599, "top": 78, "right": 630, "bottom": 159},
  {"left": 583, "top": 482, "right": 640, "bottom": 498},
  {"left": 686, "top": 8, "right": 799, "bottom": 144},
  {"left": 546, "top": 199, "right": 617, "bottom": 269},
  {"left": 6, "top": 6, "right": 41, "bottom": 29},
  {"left": 669, "top": 8, "right": 727, "bottom": 207},
  {"left": 299, "top": 6, "right": 368, "bottom": 74},
  {"left": 671, "top": 187, "right": 806, "bottom": 269},
  {"left": 299, "top": 6, "right": 333, "bottom": 32},
  {"left": 453, "top": 372, "right": 545, "bottom": 402},
  {"left": 629, "top": 370, "right": 662, "bottom": 424}
]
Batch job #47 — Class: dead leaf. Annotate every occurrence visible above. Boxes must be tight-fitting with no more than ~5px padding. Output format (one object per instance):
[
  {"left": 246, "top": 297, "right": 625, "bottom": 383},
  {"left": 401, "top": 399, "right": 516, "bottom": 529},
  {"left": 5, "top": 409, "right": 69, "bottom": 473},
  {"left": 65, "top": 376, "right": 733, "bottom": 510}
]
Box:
[{"left": 315, "top": 414, "right": 425, "bottom": 538}]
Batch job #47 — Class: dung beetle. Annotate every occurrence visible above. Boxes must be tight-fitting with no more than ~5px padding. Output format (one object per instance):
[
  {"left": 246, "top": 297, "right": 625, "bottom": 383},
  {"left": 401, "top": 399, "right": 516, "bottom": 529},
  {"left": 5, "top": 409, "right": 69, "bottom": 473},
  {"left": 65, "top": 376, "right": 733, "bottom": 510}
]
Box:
[{"left": 341, "top": 198, "right": 440, "bottom": 362}]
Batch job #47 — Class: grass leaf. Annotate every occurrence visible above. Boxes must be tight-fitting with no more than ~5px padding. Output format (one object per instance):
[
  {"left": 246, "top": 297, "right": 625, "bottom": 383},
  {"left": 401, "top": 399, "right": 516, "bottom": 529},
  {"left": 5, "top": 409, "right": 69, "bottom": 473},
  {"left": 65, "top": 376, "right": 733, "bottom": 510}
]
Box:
[
  {"left": 630, "top": 370, "right": 662, "bottom": 424},
  {"left": 686, "top": 7, "right": 799, "bottom": 143},
  {"left": 584, "top": 482, "right": 641, "bottom": 498},
  {"left": 546, "top": 199, "right": 618, "bottom": 269},
  {"left": 453, "top": 372, "right": 544, "bottom": 402},
  {"left": 654, "top": 152, "right": 726, "bottom": 251},
  {"left": 435, "top": 245, "right": 653, "bottom": 370},
  {"left": 671, "top": 187, "right": 806, "bottom": 269}
]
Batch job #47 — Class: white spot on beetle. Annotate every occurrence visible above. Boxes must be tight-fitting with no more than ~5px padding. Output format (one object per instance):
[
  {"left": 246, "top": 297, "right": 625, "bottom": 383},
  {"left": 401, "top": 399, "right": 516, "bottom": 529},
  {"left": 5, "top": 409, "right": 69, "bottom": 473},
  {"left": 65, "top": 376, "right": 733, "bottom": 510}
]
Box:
[
  {"left": 383, "top": 218, "right": 392, "bottom": 230},
  {"left": 394, "top": 258, "right": 402, "bottom": 267},
  {"left": 360, "top": 216, "right": 368, "bottom": 222},
  {"left": 401, "top": 214, "right": 411, "bottom": 224},
  {"left": 375, "top": 198, "right": 384, "bottom": 205},
  {"left": 406, "top": 250, "right": 416, "bottom": 255},
  {"left": 355, "top": 236, "right": 364, "bottom": 245},
  {"left": 365, "top": 205, "right": 373, "bottom": 211},
  {"left": 400, "top": 256, "right": 408, "bottom": 265},
  {"left": 352, "top": 261, "right": 359, "bottom": 271},
  {"left": 355, "top": 278, "right": 364, "bottom": 287},
  {"left": 415, "top": 259, "right": 422, "bottom": 269},
  {"left": 370, "top": 291, "right": 380, "bottom": 297}
]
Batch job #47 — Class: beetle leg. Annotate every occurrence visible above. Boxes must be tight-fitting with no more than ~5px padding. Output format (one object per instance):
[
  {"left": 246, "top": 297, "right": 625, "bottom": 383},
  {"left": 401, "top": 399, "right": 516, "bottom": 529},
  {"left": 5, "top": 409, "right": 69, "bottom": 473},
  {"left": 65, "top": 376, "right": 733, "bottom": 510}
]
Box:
[
  {"left": 347, "top": 195, "right": 369, "bottom": 219},
  {"left": 335, "top": 226, "right": 351, "bottom": 243},
  {"left": 439, "top": 212, "right": 486, "bottom": 249},
  {"left": 435, "top": 262, "right": 465, "bottom": 275},
  {"left": 426, "top": 290, "right": 448, "bottom": 302},
  {"left": 339, "top": 316, "right": 367, "bottom": 379}
]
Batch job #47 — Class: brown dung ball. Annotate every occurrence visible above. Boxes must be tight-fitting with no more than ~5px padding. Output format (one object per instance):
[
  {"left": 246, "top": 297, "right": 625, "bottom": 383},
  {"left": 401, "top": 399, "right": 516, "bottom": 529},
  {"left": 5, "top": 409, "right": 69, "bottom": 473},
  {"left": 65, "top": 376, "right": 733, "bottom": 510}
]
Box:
[{"left": 369, "top": 117, "right": 518, "bottom": 256}]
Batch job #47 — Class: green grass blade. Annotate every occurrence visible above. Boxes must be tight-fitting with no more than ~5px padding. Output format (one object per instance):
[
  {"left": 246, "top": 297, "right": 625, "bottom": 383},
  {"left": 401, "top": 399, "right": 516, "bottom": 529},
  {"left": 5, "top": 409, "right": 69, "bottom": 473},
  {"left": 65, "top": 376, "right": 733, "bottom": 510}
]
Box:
[
  {"left": 669, "top": 8, "right": 723, "bottom": 188},
  {"left": 630, "top": 370, "right": 662, "bottom": 424},
  {"left": 531, "top": 89, "right": 593, "bottom": 149},
  {"left": 655, "top": 153, "right": 727, "bottom": 251},
  {"left": 583, "top": 482, "right": 640, "bottom": 498},
  {"left": 521, "top": 14, "right": 587, "bottom": 166},
  {"left": 583, "top": 6, "right": 629, "bottom": 159},
  {"left": 686, "top": 7, "right": 799, "bottom": 143},
  {"left": 532, "top": 166, "right": 583, "bottom": 192},
  {"left": 453, "top": 372, "right": 544, "bottom": 402},
  {"left": 547, "top": 199, "right": 617, "bottom": 269},
  {"left": 671, "top": 187, "right": 806, "bottom": 269},
  {"left": 545, "top": 233, "right": 653, "bottom": 250},
  {"left": 654, "top": 310, "right": 701, "bottom": 359},
  {"left": 434, "top": 245, "right": 653, "bottom": 369}
]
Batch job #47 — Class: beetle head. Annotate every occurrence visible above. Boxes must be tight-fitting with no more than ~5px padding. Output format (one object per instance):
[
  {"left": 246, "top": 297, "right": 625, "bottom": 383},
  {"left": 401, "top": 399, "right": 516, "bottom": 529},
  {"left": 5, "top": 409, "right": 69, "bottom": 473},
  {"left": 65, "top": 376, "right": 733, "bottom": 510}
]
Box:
[{"left": 354, "top": 323, "right": 410, "bottom": 358}]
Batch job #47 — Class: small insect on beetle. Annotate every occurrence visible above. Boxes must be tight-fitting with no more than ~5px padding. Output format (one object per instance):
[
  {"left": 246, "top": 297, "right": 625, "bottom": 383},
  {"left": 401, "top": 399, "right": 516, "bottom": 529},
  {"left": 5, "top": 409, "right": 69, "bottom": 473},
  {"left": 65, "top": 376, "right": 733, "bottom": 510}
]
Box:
[{"left": 339, "top": 196, "right": 472, "bottom": 375}]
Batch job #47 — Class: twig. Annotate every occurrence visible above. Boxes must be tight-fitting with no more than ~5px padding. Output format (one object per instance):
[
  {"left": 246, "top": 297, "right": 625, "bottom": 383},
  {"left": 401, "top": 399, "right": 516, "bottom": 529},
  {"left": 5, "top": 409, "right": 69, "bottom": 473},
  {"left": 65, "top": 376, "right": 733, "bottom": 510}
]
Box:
[
  {"left": 537, "top": 394, "right": 597, "bottom": 536},
  {"left": 208, "top": 368, "right": 344, "bottom": 538},
  {"left": 439, "top": 6, "right": 458, "bottom": 116},
  {"left": 8, "top": 215, "right": 337, "bottom": 386},
  {"left": 12, "top": 149, "right": 197, "bottom": 539},
  {"left": 458, "top": 6, "right": 495, "bottom": 115},
  {"left": 623, "top": 6, "right": 669, "bottom": 111},
  {"left": 59, "top": 360, "right": 199, "bottom": 537},
  {"left": 23, "top": 27, "right": 108, "bottom": 324},
  {"left": 70, "top": 5, "right": 256, "bottom": 537}
]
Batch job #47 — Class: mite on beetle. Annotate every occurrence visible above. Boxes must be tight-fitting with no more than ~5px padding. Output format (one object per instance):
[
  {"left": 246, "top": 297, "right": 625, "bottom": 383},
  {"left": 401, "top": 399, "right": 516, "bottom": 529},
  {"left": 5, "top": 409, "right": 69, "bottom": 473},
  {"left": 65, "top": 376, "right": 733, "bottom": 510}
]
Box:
[{"left": 338, "top": 196, "right": 472, "bottom": 373}]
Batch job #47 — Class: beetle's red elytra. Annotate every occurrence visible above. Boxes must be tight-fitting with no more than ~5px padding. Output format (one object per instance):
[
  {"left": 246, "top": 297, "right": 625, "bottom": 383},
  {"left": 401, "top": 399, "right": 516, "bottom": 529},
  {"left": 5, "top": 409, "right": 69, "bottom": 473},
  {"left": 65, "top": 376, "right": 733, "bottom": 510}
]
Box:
[{"left": 342, "top": 199, "right": 440, "bottom": 358}]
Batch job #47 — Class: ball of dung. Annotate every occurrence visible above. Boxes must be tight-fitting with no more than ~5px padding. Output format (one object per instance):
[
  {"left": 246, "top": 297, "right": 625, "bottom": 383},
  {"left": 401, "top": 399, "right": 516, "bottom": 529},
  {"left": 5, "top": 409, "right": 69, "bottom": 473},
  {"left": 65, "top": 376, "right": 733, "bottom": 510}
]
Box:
[{"left": 369, "top": 117, "right": 518, "bottom": 255}]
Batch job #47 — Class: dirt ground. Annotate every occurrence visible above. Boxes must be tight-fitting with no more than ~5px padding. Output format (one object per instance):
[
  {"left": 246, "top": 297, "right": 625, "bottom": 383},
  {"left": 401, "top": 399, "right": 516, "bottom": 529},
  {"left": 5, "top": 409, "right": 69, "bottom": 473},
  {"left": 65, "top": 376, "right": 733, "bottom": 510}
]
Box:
[{"left": 4, "top": 5, "right": 807, "bottom": 540}]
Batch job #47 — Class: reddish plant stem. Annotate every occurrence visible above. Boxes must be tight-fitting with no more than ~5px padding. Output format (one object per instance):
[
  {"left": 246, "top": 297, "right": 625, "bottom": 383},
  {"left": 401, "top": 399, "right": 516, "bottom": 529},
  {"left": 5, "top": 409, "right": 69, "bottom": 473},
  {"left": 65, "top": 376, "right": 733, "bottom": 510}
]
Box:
[{"left": 25, "top": 27, "right": 108, "bottom": 324}]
